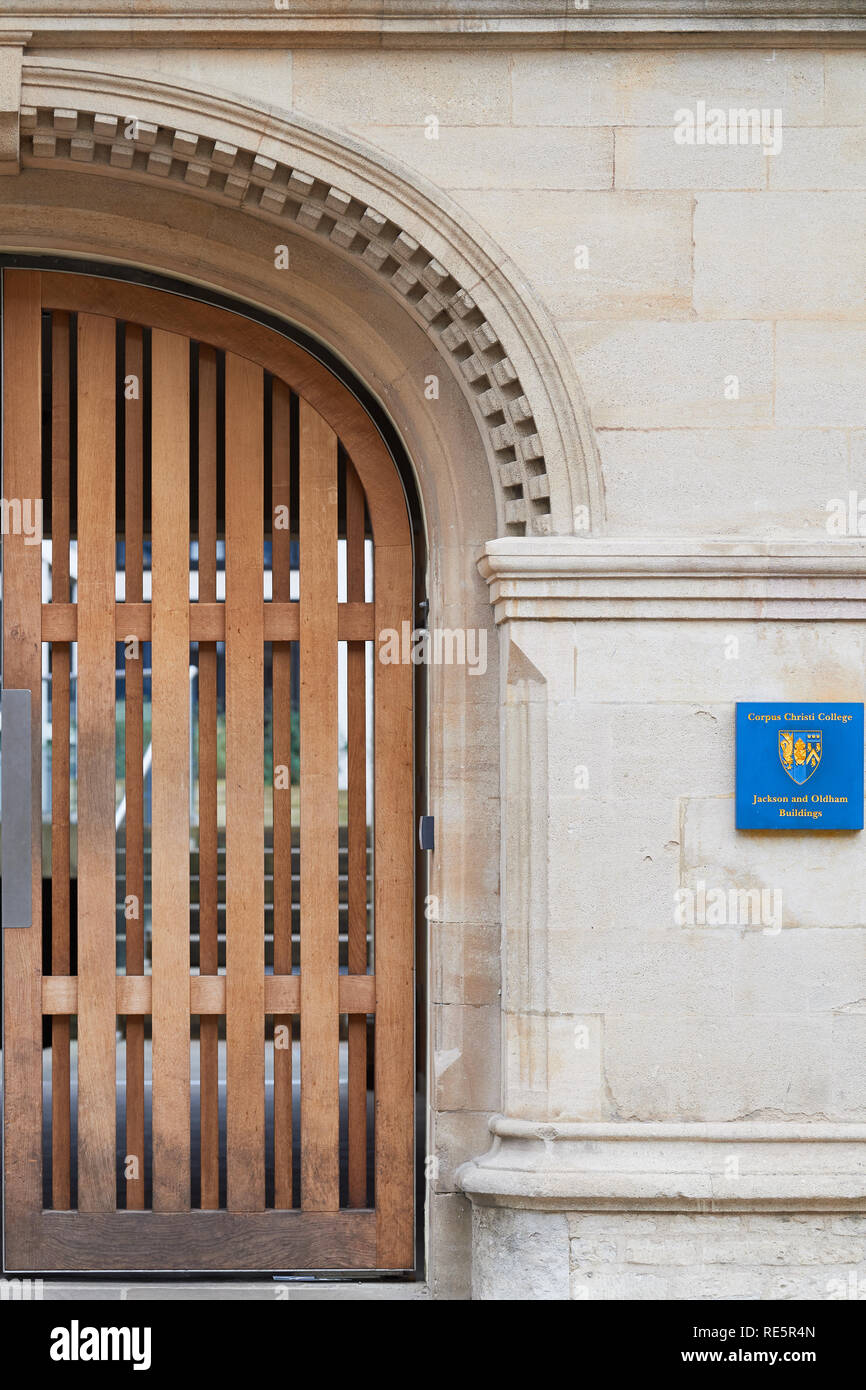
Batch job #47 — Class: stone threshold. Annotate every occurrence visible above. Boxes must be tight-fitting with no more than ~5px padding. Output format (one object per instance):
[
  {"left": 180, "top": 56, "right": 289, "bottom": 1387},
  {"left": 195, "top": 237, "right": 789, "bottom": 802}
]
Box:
[{"left": 34, "top": 1280, "right": 431, "bottom": 1301}]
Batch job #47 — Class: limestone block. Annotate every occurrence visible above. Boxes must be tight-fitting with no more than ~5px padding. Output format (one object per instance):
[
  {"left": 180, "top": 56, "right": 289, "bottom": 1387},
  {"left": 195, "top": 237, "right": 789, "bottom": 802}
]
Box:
[
  {"left": 569, "top": 1212, "right": 866, "bottom": 1300},
  {"left": 428, "top": 1192, "right": 472, "bottom": 1301},
  {"left": 561, "top": 321, "right": 774, "bottom": 429},
  {"left": 694, "top": 193, "right": 866, "bottom": 319},
  {"left": 472, "top": 1207, "right": 570, "bottom": 1300},
  {"left": 546, "top": 929, "right": 736, "bottom": 1017},
  {"left": 831, "top": 1014, "right": 866, "bottom": 1120},
  {"left": 434, "top": 1003, "right": 500, "bottom": 1113},
  {"left": 602, "top": 1012, "right": 833, "bottom": 1120},
  {"left": 504, "top": 1012, "right": 604, "bottom": 1121},
  {"left": 360, "top": 125, "right": 612, "bottom": 190},
  {"left": 436, "top": 774, "right": 500, "bottom": 924},
  {"left": 733, "top": 929, "right": 866, "bottom": 1016},
  {"left": 770, "top": 128, "right": 866, "bottom": 190},
  {"left": 569, "top": 1237, "right": 619, "bottom": 1264},
  {"left": 511, "top": 52, "right": 824, "bottom": 128},
  {"left": 575, "top": 1265, "right": 866, "bottom": 1299},
  {"left": 432, "top": 1111, "right": 493, "bottom": 1193},
  {"left": 776, "top": 325, "right": 866, "bottom": 429},
  {"left": 547, "top": 701, "right": 732, "bottom": 804},
  {"left": 681, "top": 794, "right": 866, "bottom": 929},
  {"left": 432, "top": 920, "right": 501, "bottom": 1009},
  {"left": 825, "top": 55, "right": 866, "bottom": 126},
  {"left": 459, "top": 190, "right": 693, "bottom": 319},
  {"left": 616, "top": 127, "right": 767, "bottom": 190},
  {"left": 702, "top": 1235, "right": 866, "bottom": 1266},
  {"left": 546, "top": 792, "right": 679, "bottom": 933},
  {"left": 597, "top": 428, "right": 851, "bottom": 537},
  {"left": 572, "top": 1269, "right": 671, "bottom": 1299},
  {"left": 80, "top": 49, "right": 293, "bottom": 110},
  {"left": 626, "top": 1237, "right": 702, "bottom": 1265},
  {"left": 292, "top": 52, "right": 511, "bottom": 128},
  {"left": 569, "top": 621, "right": 866, "bottom": 706}
]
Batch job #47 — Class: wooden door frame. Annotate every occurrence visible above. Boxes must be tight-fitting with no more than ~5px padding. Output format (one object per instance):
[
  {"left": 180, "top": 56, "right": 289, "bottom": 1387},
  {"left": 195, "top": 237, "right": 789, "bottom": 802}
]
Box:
[{"left": 1, "top": 261, "right": 428, "bottom": 1276}]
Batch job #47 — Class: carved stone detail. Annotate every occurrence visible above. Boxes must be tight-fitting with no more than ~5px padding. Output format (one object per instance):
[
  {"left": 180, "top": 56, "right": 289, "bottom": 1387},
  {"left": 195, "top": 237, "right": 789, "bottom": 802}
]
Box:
[
  {"left": 18, "top": 102, "right": 562, "bottom": 535},
  {"left": 0, "top": 35, "right": 29, "bottom": 175}
]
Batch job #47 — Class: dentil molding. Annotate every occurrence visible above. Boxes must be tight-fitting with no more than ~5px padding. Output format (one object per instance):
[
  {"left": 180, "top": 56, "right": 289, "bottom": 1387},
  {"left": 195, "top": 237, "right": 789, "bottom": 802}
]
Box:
[{"left": 10, "top": 65, "right": 602, "bottom": 538}]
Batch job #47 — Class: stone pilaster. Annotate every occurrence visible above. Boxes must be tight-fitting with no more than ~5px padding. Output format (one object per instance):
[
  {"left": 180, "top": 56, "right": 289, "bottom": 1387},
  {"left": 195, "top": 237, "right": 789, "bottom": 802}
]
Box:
[{"left": 460, "top": 537, "right": 866, "bottom": 1299}]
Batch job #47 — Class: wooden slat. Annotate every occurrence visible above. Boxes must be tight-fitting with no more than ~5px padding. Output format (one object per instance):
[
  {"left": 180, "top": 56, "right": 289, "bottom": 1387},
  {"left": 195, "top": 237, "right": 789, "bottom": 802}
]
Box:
[
  {"left": 224, "top": 352, "right": 266, "bottom": 1211},
  {"left": 373, "top": 538, "right": 415, "bottom": 1267},
  {"left": 150, "top": 328, "right": 192, "bottom": 1212},
  {"left": 299, "top": 398, "right": 340, "bottom": 1212},
  {"left": 27, "top": 1210, "right": 377, "bottom": 1272},
  {"left": 50, "top": 309, "right": 72, "bottom": 1211},
  {"left": 42, "top": 601, "right": 372, "bottom": 643},
  {"left": 197, "top": 344, "right": 220, "bottom": 1211},
  {"left": 345, "top": 455, "right": 369, "bottom": 1208},
  {"left": 2, "top": 271, "right": 45, "bottom": 1262},
  {"left": 123, "top": 322, "right": 146, "bottom": 1212},
  {"left": 43, "top": 974, "right": 375, "bottom": 1016},
  {"left": 75, "top": 311, "right": 118, "bottom": 1214},
  {"left": 271, "top": 378, "right": 293, "bottom": 1210},
  {"left": 40, "top": 275, "right": 414, "bottom": 553}
]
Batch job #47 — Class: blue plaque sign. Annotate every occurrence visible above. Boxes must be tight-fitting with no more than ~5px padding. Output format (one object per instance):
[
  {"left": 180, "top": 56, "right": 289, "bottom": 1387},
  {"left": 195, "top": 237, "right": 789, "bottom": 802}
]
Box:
[{"left": 736, "top": 703, "right": 864, "bottom": 829}]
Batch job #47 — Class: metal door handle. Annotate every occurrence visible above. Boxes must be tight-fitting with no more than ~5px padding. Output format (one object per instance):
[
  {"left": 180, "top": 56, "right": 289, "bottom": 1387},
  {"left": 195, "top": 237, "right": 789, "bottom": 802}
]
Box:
[{"left": 2, "top": 688, "right": 33, "bottom": 928}]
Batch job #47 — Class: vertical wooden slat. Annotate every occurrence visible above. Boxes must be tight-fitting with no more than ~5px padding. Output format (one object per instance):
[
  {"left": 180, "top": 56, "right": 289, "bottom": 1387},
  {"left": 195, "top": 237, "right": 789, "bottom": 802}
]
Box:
[
  {"left": 2, "top": 270, "right": 44, "bottom": 1259},
  {"left": 224, "top": 352, "right": 265, "bottom": 1211},
  {"left": 51, "top": 310, "right": 72, "bottom": 1210},
  {"left": 150, "top": 329, "right": 191, "bottom": 1212},
  {"left": 76, "top": 311, "right": 118, "bottom": 1214},
  {"left": 123, "top": 323, "right": 145, "bottom": 1211},
  {"left": 299, "top": 398, "right": 340, "bottom": 1212},
  {"left": 197, "top": 345, "right": 220, "bottom": 1210},
  {"left": 373, "top": 538, "right": 415, "bottom": 1266},
  {"left": 271, "top": 379, "right": 293, "bottom": 1209},
  {"left": 345, "top": 456, "right": 368, "bottom": 1208}
]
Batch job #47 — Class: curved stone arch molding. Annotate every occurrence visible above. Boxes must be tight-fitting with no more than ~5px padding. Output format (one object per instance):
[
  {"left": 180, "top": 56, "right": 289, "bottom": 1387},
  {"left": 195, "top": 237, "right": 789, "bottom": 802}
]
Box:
[{"left": 16, "top": 60, "right": 604, "bottom": 538}]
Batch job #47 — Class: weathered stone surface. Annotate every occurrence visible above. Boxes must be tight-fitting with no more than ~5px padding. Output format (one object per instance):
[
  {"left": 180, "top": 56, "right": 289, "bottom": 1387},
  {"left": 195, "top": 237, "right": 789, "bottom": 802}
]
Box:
[
  {"left": 511, "top": 51, "right": 824, "bottom": 128},
  {"left": 463, "top": 189, "right": 693, "bottom": 318},
  {"left": 776, "top": 325, "right": 866, "bottom": 428},
  {"left": 562, "top": 321, "right": 774, "bottom": 429},
  {"left": 362, "top": 124, "right": 612, "bottom": 190},
  {"left": 597, "top": 427, "right": 850, "bottom": 536},
  {"left": 694, "top": 193, "right": 866, "bottom": 319},
  {"left": 472, "top": 1208, "right": 571, "bottom": 1300},
  {"left": 616, "top": 126, "right": 767, "bottom": 190},
  {"left": 293, "top": 51, "right": 511, "bottom": 127}
]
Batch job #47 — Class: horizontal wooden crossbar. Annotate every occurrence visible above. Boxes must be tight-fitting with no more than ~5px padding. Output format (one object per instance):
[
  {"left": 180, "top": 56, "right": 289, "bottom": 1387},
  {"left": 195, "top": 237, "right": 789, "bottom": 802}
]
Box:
[
  {"left": 13, "top": 1210, "right": 379, "bottom": 1272},
  {"left": 40, "top": 601, "right": 375, "bottom": 643},
  {"left": 42, "top": 974, "right": 375, "bottom": 1016}
]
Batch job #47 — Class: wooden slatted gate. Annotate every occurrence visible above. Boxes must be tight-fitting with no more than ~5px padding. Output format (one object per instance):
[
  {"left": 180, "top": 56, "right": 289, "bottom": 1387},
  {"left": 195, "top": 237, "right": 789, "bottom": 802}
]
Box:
[{"left": 1, "top": 270, "right": 415, "bottom": 1273}]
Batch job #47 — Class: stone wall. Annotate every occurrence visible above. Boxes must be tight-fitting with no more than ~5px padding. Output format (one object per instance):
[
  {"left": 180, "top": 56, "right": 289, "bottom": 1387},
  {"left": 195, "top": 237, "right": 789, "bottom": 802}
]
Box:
[{"left": 2, "top": 12, "right": 866, "bottom": 1298}]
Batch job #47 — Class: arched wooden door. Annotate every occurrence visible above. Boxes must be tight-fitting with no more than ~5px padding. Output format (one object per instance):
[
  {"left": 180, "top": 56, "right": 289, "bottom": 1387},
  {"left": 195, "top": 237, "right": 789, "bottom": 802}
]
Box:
[{"left": 1, "top": 270, "right": 415, "bottom": 1273}]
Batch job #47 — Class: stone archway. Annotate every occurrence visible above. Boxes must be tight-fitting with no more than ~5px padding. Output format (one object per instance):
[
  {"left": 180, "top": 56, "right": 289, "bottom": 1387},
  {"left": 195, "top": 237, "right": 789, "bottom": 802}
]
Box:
[
  {"left": 0, "top": 51, "right": 602, "bottom": 541},
  {"left": 0, "top": 54, "right": 607, "bottom": 1297}
]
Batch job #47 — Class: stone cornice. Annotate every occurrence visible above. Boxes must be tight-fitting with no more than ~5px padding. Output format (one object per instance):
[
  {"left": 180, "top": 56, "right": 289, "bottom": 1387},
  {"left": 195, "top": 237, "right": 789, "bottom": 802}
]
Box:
[
  {"left": 479, "top": 538, "right": 866, "bottom": 621},
  {"left": 459, "top": 1116, "right": 866, "bottom": 1212},
  {"left": 2, "top": 5, "right": 866, "bottom": 50}
]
